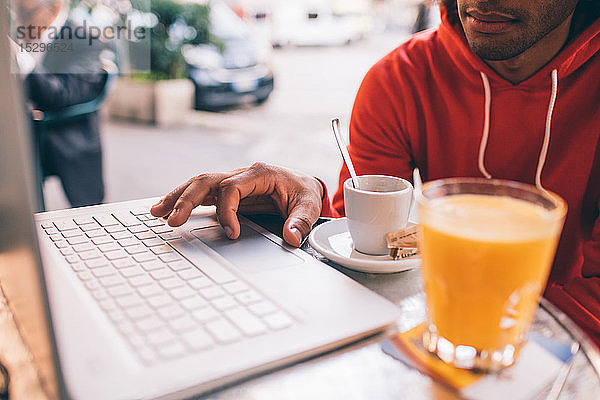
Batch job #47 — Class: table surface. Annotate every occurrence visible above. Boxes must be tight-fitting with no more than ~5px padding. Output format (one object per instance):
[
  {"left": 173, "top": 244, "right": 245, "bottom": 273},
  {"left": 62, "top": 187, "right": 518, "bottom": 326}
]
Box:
[{"left": 1, "top": 215, "right": 600, "bottom": 400}]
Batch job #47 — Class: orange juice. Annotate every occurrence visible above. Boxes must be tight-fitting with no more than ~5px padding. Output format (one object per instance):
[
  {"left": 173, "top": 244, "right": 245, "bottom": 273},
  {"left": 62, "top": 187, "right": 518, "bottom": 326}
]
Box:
[{"left": 419, "top": 194, "right": 564, "bottom": 361}]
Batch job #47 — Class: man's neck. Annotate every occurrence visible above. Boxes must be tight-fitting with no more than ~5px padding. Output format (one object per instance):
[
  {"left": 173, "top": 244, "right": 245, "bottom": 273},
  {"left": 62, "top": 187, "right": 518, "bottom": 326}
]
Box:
[{"left": 486, "top": 13, "right": 574, "bottom": 84}]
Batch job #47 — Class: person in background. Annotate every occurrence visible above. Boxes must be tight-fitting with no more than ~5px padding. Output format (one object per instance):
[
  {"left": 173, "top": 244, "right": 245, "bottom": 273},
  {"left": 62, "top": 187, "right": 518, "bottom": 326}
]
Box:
[
  {"left": 12, "top": 0, "right": 113, "bottom": 209},
  {"left": 151, "top": 0, "right": 600, "bottom": 347}
]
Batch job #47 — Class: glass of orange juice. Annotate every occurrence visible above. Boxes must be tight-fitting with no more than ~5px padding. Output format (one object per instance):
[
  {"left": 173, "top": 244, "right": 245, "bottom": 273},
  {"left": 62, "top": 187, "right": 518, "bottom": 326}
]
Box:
[{"left": 417, "top": 178, "right": 566, "bottom": 371}]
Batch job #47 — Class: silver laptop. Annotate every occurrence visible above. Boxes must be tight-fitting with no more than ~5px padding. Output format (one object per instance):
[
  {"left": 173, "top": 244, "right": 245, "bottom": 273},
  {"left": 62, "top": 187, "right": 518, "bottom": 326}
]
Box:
[{"left": 0, "top": 8, "right": 400, "bottom": 400}]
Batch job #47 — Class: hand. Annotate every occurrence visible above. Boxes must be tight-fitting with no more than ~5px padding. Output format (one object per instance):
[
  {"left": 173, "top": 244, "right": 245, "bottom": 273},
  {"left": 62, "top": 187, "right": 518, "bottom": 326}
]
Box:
[{"left": 150, "top": 162, "right": 324, "bottom": 247}]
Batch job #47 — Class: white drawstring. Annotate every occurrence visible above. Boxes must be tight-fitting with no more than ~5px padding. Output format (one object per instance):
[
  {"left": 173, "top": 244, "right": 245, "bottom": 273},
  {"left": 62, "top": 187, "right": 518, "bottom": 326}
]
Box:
[
  {"left": 478, "top": 72, "right": 492, "bottom": 179},
  {"left": 477, "top": 69, "right": 558, "bottom": 192},
  {"left": 536, "top": 69, "right": 558, "bottom": 193}
]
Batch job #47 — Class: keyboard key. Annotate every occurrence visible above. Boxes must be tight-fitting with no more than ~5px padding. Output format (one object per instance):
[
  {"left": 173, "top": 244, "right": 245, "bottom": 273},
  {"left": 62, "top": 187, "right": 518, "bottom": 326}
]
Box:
[
  {"left": 49, "top": 234, "right": 64, "bottom": 242},
  {"left": 92, "top": 236, "right": 113, "bottom": 245},
  {"left": 77, "top": 271, "right": 94, "bottom": 281},
  {"left": 199, "top": 286, "right": 226, "bottom": 300},
  {"left": 135, "top": 231, "right": 156, "bottom": 240},
  {"left": 169, "top": 286, "right": 195, "bottom": 300},
  {"left": 125, "top": 305, "right": 154, "bottom": 320},
  {"left": 211, "top": 296, "right": 238, "bottom": 311},
  {"left": 137, "top": 284, "right": 164, "bottom": 298},
  {"left": 45, "top": 227, "right": 60, "bottom": 235},
  {"left": 119, "top": 266, "right": 145, "bottom": 278},
  {"left": 152, "top": 226, "right": 173, "bottom": 234},
  {"left": 149, "top": 269, "right": 174, "bottom": 281},
  {"left": 128, "top": 225, "right": 149, "bottom": 234},
  {"left": 181, "top": 328, "right": 214, "bottom": 352},
  {"left": 144, "top": 219, "right": 165, "bottom": 228},
  {"left": 126, "top": 245, "right": 148, "bottom": 255},
  {"left": 67, "top": 236, "right": 89, "bottom": 245},
  {"left": 180, "top": 296, "right": 208, "bottom": 311},
  {"left": 98, "top": 243, "right": 121, "bottom": 253},
  {"left": 235, "top": 290, "right": 263, "bottom": 305},
  {"left": 60, "top": 247, "right": 75, "bottom": 256},
  {"left": 113, "top": 212, "right": 141, "bottom": 227},
  {"left": 158, "top": 341, "right": 187, "bottom": 360},
  {"left": 146, "top": 328, "right": 177, "bottom": 346},
  {"left": 222, "top": 281, "right": 250, "bottom": 294},
  {"left": 159, "top": 232, "right": 182, "bottom": 241},
  {"left": 41, "top": 221, "right": 54, "bottom": 229},
  {"left": 130, "top": 207, "right": 149, "bottom": 216},
  {"left": 168, "top": 261, "right": 191, "bottom": 272},
  {"left": 105, "top": 249, "right": 129, "bottom": 261},
  {"left": 99, "top": 275, "right": 125, "bottom": 287},
  {"left": 54, "top": 219, "right": 77, "bottom": 231},
  {"left": 65, "top": 255, "right": 80, "bottom": 264},
  {"left": 168, "top": 316, "right": 196, "bottom": 333},
  {"left": 115, "top": 293, "right": 144, "bottom": 309},
  {"left": 112, "top": 258, "right": 136, "bottom": 269},
  {"left": 225, "top": 308, "right": 268, "bottom": 337},
  {"left": 205, "top": 318, "right": 242, "bottom": 344},
  {"left": 263, "top": 312, "right": 294, "bottom": 330},
  {"left": 177, "top": 268, "right": 203, "bottom": 280},
  {"left": 159, "top": 277, "right": 184, "bottom": 290},
  {"left": 158, "top": 304, "right": 185, "bottom": 320},
  {"left": 142, "top": 238, "right": 164, "bottom": 248},
  {"left": 147, "top": 294, "right": 175, "bottom": 309},
  {"left": 192, "top": 306, "right": 220, "bottom": 323},
  {"left": 70, "top": 263, "right": 86, "bottom": 272},
  {"left": 92, "top": 266, "right": 117, "bottom": 278},
  {"left": 54, "top": 240, "right": 69, "bottom": 249},
  {"left": 118, "top": 238, "right": 140, "bottom": 247},
  {"left": 150, "top": 245, "right": 174, "bottom": 255},
  {"left": 111, "top": 231, "right": 132, "bottom": 241},
  {"left": 105, "top": 225, "right": 126, "bottom": 233},
  {"left": 128, "top": 274, "right": 154, "bottom": 287},
  {"left": 73, "top": 243, "right": 95, "bottom": 253},
  {"left": 86, "top": 258, "right": 110, "bottom": 269},
  {"left": 159, "top": 253, "right": 182, "bottom": 263},
  {"left": 80, "top": 222, "right": 101, "bottom": 232},
  {"left": 62, "top": 229, "right": 83, "bottom": 238},
  {"left": 94, "top": 214, "right": 119, "bottom": 227},
  {"left": 248, "top": 301, "right": 278, "bottom": 317},
  {"left": 74, "top": 216, "right": 95, "bottom": 225},
  {"left": 78, "top": 249, "right": 102, "bottom": 260},
  {"left": 134, "top": 253, "right": 157, "bottom": 263},
  {"left": 187, "top": 277, "right": 213, "bottom": 290},
  {"left": 86, "top": 229, "right": 106, "bottom": 238},
  {"left": 141, "top": 260, "right": 164, "bottom": 271},
  {"left": 135, "top": 316, "right": 164, "bottom": 333},
  {"left": 107, "top": 285, "right": 134, "bottom": 297}
]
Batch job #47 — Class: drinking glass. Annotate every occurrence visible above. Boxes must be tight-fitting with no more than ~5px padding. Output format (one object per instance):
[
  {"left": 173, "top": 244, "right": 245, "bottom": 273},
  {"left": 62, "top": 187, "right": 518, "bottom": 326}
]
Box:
[{"left": 417, "top": 178, "right": 566, "bottom": 371}]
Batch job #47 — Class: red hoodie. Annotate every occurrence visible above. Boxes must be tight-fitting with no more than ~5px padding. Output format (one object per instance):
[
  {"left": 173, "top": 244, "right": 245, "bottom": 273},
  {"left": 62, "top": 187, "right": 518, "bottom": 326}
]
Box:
[{"left": 321, "top": 4, "right": 600, "bottom": 345}]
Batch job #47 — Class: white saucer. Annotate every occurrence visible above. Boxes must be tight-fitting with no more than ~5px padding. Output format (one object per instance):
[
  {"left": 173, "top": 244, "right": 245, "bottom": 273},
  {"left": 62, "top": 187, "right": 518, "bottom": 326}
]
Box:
[{"left": 308, "top": 218, "right": 421, "bottom": 274}]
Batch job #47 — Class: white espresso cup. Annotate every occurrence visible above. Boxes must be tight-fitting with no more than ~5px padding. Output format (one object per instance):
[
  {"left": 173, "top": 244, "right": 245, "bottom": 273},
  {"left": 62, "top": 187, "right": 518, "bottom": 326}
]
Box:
[{"left": 344, "top": 175, "right": 414, "bottom": 255}]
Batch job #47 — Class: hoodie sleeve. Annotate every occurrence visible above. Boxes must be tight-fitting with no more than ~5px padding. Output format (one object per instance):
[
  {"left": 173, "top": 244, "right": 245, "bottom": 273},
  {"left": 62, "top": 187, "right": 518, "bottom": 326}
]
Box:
[{"left": 329, "top": 57, "right": 416, "bottom": 215}]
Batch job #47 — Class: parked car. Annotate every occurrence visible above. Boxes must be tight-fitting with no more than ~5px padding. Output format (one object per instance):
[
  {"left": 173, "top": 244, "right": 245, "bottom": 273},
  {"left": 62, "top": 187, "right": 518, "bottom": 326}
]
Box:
[
  {"left": 269, "top": 0, "right": 361, "bottom": 47},
  {"left": 183, "top": 0, "right": 274, "bottom": 111}
]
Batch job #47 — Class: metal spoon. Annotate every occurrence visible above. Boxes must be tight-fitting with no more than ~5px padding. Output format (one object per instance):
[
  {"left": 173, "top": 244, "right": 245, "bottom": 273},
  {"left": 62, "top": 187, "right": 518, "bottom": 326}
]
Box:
[{"left": 331, "top": 118, "right": 359, "bottom": 189}]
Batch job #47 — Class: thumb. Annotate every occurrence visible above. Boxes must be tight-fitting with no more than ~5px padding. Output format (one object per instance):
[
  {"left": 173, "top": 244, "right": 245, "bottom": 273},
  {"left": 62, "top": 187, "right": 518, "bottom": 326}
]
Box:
[{"left": 282, "top": 209, "right": 320, "bottom": 247}]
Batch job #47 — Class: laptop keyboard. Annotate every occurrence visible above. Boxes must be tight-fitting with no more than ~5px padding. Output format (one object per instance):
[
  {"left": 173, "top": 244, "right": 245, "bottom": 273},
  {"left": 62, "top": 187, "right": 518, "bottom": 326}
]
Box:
[{"left": 40, "top": 208, "right": 294, "bottom": 364}]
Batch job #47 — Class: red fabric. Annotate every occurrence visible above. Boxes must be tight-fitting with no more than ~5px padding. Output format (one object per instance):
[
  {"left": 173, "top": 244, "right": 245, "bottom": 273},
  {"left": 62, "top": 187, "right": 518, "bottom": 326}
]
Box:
[{"left": 323, "top": 6, "right": 600, "bottom": 346}]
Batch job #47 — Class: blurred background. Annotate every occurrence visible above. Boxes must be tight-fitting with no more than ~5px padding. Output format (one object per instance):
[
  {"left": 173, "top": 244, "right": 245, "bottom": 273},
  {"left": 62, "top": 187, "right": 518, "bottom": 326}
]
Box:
[{"left": 42, "top": 0, "right": 441, "bottom": 211}]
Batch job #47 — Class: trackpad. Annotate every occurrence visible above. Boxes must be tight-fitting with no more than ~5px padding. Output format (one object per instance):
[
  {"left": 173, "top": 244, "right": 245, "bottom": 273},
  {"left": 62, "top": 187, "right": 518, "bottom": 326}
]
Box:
[{"left": 189, "top": 224, "right": 304, "bottom": 273}]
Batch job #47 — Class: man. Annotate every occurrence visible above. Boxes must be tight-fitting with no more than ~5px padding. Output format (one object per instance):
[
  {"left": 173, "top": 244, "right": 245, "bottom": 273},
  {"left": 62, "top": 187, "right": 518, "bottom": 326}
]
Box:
[
  {"left": 13, "top": 0, "right": 111, "bottom": 209},
  {"left": 151, "top": 1, "right": 600, "bottom": 345}
]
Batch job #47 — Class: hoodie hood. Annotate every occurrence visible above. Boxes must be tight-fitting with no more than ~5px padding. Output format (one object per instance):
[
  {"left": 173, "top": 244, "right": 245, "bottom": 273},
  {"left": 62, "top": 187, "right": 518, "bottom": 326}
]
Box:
[{"left": 437, "top": 0, "right": 600, "bottom": 87}]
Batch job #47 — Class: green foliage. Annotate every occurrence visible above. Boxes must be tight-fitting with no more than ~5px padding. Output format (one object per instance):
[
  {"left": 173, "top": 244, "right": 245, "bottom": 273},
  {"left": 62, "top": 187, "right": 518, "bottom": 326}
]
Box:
[{"left": 136, "top": 0, "right": 212, "bottom": 80}]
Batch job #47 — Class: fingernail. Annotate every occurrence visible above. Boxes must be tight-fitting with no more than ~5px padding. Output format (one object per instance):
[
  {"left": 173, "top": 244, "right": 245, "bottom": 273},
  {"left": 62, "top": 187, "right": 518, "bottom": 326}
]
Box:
[
  {"left": 290, "top": 227, "right": 302, "bottom": 244},
  {"left": 152, "top": 200, "right": 163, "bottom": 207},
  {"left": 224, "top": 226, "right": 234, "bottom": 238}
]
